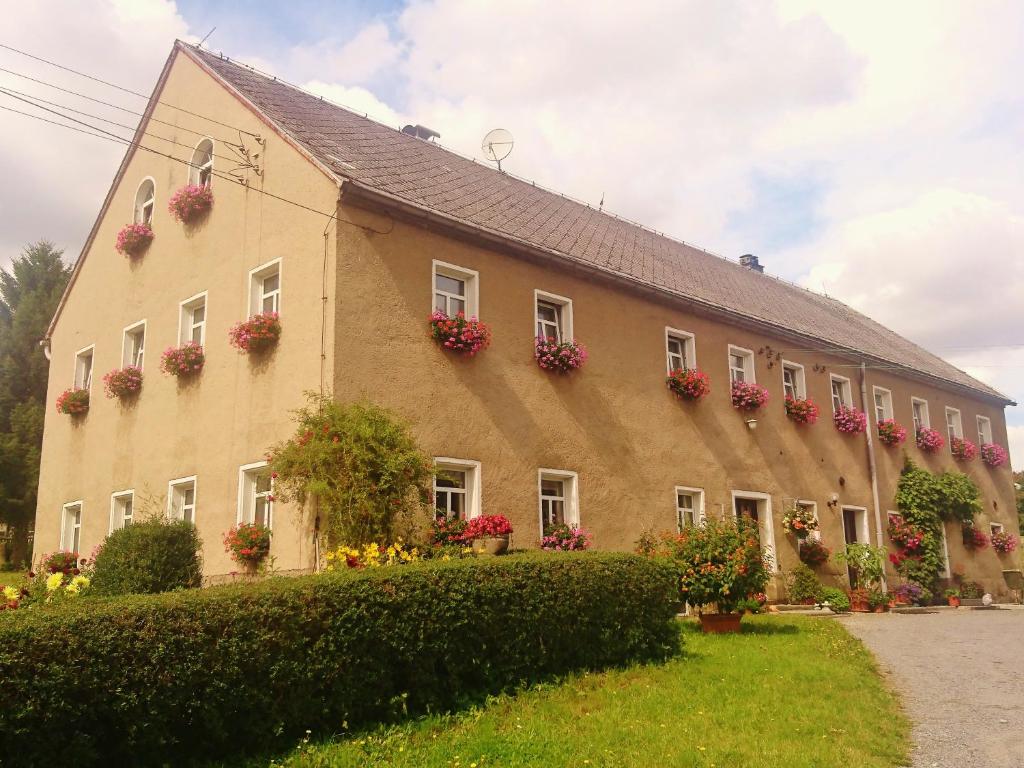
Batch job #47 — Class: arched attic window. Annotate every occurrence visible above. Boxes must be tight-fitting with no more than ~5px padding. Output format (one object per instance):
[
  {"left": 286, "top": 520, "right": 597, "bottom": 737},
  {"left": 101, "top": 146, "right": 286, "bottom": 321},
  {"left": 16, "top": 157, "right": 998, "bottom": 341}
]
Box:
[
  {"left": 189, "top": 138, "right": 214, "bottom": 188},
  {"left": 134, "top": 178, "right": 155, "bottom": 225}
]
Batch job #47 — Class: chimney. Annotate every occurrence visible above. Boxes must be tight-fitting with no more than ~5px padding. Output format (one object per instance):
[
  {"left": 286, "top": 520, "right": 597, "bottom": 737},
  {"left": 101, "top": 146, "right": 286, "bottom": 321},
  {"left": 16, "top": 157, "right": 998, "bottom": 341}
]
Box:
[
  {"left": 401, "top": 124, "right": 441, "bottom": 142},
  {"left": 739, "top": 253, "right": 764, "bottom": 273}
]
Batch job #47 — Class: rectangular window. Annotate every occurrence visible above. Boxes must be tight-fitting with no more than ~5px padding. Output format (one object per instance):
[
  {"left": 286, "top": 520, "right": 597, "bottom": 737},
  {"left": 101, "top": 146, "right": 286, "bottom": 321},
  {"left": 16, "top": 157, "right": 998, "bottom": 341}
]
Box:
[
  {"left": 977, "top": 415, "right": 993, "bottom": 445},
  {"left": 432, "top": 260, "right": 479, "bottom": 318},
  {"left": 179, "top": 293, "right": 207, "bottom": 346},
  {"left": 796, "top": 500, "right": 820, "bottom": 541},
  {"left": 534, "top": 291, "right": 573, "bottom": 343},
  {"left": 60, "top": 501, "right": 82, "bottom": 553},
  {"left": 665, "top": 328, "right": 696, "bottom": 373},
  {"left": 110, "top": 490, "right": 134, "bottom": 532},
  {"left": 538, "top": 469, "right": 579, "bottom": 534},
  {"left": 873, "top": 387, "right": 893, "bottom": 423},
  {"left": 74, "top": 346, "right": 94, "bottom": 391},
  {"left": 238, "top": 463, "right": 273, "bottom": 528},
  {"left": 945, "top": 407, "right": 963, "bottom": 441},
  {"left": 781, "top": 361, "right": 805, "bottom": 399},
  {"left": 912, "top": 397, "right": 930, "bottom": 430},
  {"left": 433, "top": 458, "right": 481, "bottom": 521},
  {"left": 122, "top": 321, "right": 146, "bottom": 369},
  {"left": 728, "top": 345, "right": 755, "bottom": 383},
  {"left": 675, "top": 487, "right": 705, "bottom": 529},
  {"left": 168, "top": 476, "right": 197, "bottom": 524},
  {"left": 830, "top": 375, "right": 852, "bottom": 412},
  {"left": 249, "top": 259, "right": 282, "bottom": 316},
  {"left": 991, "top": 522, "right": 1004, "bottom": 536}
]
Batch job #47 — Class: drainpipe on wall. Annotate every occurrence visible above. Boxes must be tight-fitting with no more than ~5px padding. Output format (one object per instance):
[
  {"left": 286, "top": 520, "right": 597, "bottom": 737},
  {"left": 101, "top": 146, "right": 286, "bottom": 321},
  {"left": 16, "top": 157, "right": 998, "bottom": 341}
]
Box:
[
  {"left": 859, "top": 361, "right": 888, "bottom": 593},
  {"left": 39, "top": 338, "right": 51, "bottom": 360}
]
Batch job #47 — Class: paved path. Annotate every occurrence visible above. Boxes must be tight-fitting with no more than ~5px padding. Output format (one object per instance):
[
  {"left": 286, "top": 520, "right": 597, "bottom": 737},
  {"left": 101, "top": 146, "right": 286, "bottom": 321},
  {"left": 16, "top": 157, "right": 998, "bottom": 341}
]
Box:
[{"left": 840, "top": 608, "right": 1024, "bottom": 768}]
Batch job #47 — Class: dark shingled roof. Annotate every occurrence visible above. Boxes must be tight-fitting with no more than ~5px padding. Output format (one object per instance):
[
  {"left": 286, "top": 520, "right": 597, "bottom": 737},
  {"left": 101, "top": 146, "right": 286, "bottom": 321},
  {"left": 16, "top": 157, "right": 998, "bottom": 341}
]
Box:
[{"left": 186, "top": 44, "right": 1008, "bottom": 403}]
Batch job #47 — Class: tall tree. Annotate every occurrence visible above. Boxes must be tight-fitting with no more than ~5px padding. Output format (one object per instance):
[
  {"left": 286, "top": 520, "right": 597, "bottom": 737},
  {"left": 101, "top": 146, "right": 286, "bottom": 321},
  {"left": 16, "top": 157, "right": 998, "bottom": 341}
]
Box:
[{"left": 0, "top": 241, "right": 71, "bottom": 565}]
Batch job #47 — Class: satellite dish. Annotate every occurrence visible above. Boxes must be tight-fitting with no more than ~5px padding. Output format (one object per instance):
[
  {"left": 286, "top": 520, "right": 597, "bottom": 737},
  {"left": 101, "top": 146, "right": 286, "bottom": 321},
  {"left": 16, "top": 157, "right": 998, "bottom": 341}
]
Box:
[{"left": 481, "top": 128, "right": 514, "bottom": 171}]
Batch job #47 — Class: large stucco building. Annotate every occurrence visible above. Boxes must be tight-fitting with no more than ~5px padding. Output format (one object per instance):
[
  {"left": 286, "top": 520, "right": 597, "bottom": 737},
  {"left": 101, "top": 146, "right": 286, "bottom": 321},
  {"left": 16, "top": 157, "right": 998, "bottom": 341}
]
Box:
[{"left": 34, "top": 42, "right": 1019, "bottom": 597}]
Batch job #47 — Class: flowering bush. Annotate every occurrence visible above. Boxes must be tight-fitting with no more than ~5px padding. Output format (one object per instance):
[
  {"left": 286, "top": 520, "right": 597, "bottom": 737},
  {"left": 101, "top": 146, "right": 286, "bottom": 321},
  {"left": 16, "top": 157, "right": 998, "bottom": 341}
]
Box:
[
  {"left": 461, "top": 514, "right": 513, "bottom": 540},
  {"left": 55, "top": 387, "right": 89, "bottom": 415},
  {"left": 429, "top": 310, "right": 492, "bottom": 355},
  {"left": 160, "top": 342, "right": 205, "bottom": 377},
  {"left": 167, "top": 184, "right": 213, "bottom": 223},
  {"left": 887, "top": 515, "right": 925, "bottom": 554},
  {"left": 980, "top": 443, "right": 1009, "bottom": 468},
  {"left": 541, "top": 524, "right": 592, "bottom": 551},
  {"left": 784, "top": 395, "right": 819, "bottom": 424},
  {"left": 323, "top": 541, "right": 421, "bottom": 569},
  {"left": 798, "top": 538, "right": 830, "bottom": 567},
  {"left": 2, "top": 552, "right": 92, "bottom": 611},
  {"left": 115, "top": 223, "right": 154, "bottom": 257},
  {"left": 222, "top": 523, "right": 271, "bottom": 568},
  {"left": 103, "top": 366, "right": 143, "bottom": 399},
  {"left": 730, "top": 380, "right": 769, "bottom": 411},
  {"left": 42, "top": 551, "right": 80, "bottom": 574},
  {"left": 429, "top": 516, "right": 469, "bottom": 547},
  {"left": 893, "top": 582, "right": 924, "bottom": 606},
  {"left": 961, "top": 523, "right": 989, "bottom": 550},
  {"left": 877, "top": 419, "right": 907, "bottom": 446},
  {"left": 229, "top": 312, "right": 281, "bottom": 352},
  {"left": 666, "top": 367, "right": 710, "bottom": 400},
  {"left": 781, "top": 504, "right": 819, "bottom": 539},
  {"left": 991, "top": 530, "right": 1019, "bottom": 554},
  {"left": 950, "top": 437, "right": 978, "bottom": 461},
  {"left": 833, "top": 405, "right": 867, "bottom": 434},
  {"left": 535, "top": 337, "right": 587, "bottom": 373},
  {"left": 916, "top": 426, "right": 945, "bottom": 453}
]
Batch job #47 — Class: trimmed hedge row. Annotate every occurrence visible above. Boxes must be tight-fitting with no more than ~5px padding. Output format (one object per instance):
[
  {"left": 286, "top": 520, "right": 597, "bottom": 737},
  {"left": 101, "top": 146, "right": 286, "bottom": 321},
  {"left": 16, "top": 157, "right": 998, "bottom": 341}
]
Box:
[{"left": 0, "top": 552, "right": 679, "bottom": 766}]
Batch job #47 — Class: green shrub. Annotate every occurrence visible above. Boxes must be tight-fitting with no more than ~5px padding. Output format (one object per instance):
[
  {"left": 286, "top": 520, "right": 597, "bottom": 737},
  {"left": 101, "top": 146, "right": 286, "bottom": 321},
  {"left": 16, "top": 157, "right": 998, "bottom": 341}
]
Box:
[
  {"left": 0, "top": 552, "right": 679, "bottom": 766},
  {"left": 820, "top": 586, "right": 850, "bottom": 613},
  {"left": 785, "top": 563, "right": 823, "bottom": 604},
  {"left": 90, "top": 519, "right": 202, "bottom": 596}
]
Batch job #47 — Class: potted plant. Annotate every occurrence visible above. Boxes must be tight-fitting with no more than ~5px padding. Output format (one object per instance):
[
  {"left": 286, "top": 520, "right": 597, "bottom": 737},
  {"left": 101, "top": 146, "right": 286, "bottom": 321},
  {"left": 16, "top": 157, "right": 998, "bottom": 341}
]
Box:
[
  {"left": 115, "top": 223, "right": 154, "bottom": 257},
  {"left": 730, "top": 380, "right": 769, "bottom": 411},
  {"left": 847, "top": 587, "right": 870, "bottom": 612},
  {"left": 833, "top": 405, "right": 867, "bottom": 434},
  {"left": 916, "top": 426, "right": 945, "bottom": 453},
  {"left": 223, "top": 523, "right": 271, "bottom": 575},
  {"left": 55, "top": 387, "right": 90, "bottom": 416},
  {"left": 102, "top": 366, "right": 143, "bottom": 399},
  {"left": 798, "top": 538, "right": 830, "bottom": 567},
  {"left": 877, "top": 419, "right": 908, "bottom": 446},
  {"left": 991, "top": 531, "right": 1019, "bottom": 554},
  {"left": 980, "top": 443, "right": 1008, "bottom": 468},
  {"left": 782, "top": 504, "right": 819, "bottom": 539},
  {"left": 835, "top": 542, "right": 886, "bottom": 590},
  {"left": 534, "top": 337, "right": 587, "bottom": 372},
  {"left": 461, "top": 514, "right": 513, "bottom": 555},
  {"left": 160, "top": 342, "right": 205, "bottom": 377},
  {"left": 784, "top": 395, "right": 819, "bottom": 424},
  {"left": 960, "top": 580, "right": 984, "bottom": 606},
  {"left": 785, "top": 563, "right": 823, "bottom": 605},
  {"left": 229, "top": 312, "right": 281, "bottom": 353},
  {"left": 950, "top": 437, "right": 978, "bottom": 462},
  {"left": 540, "top": 523, "right": 592, "bottom": 551},
  {"left": 893, "top": 582, "right": 922, "bottom": 606},
  {"left": 429, "top": 310, "right": 492, "bottom": 356},
  {"left": 961, "top": 523, "right": 989, "bottom": 550},
  {"left": 945, "top": 588, "right": 961, "bottom": 607},
  {"left": 168, "top": 184, "right": 214, "bottom": 224},
  {"left": 867, "top": 588, "right": 889, "bottom": 613},
  {"left": 666, "top": 367, "right": 710, "bottom": 401}
]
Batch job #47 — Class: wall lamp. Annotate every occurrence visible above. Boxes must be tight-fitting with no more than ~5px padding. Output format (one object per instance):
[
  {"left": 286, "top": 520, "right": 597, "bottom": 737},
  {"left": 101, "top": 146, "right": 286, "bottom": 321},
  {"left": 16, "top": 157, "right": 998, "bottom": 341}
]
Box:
[{"left": 745, "top": 419, "right": 758, "bottom": 430}]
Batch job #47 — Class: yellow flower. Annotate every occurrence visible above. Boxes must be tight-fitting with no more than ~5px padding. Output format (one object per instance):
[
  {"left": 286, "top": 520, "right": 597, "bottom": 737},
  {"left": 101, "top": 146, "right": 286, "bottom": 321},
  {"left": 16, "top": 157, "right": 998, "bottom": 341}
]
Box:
[
  {"left": 2, "top": 585, "right": 18, "bottom": 601},
  {"left": 45, "top": 572, "right": 63, "bottom": 592},
  {"left": 71, "top": 575, "right": 90, "bottom": 590}
]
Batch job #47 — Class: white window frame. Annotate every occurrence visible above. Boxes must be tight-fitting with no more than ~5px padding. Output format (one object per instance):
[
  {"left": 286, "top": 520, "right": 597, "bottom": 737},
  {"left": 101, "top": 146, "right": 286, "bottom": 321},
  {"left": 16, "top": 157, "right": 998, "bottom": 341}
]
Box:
[
  {"left": 665, "top": 327, "right": 697, "bottom": 373},
  {"left": 731, "top": 490, "right": 777, "bottom": 571},
  {"left": 977, "top": 415, "right": 993, "bottom": 445},
  {"left": 841, "top": 505, "right": 871, "bottom": 546},
  {"left": 248, "top": 258, "right": 282, "bottom": 316},
  {"left": 178, "top": 291, "right": 208, "bottom": 346},
  {"left": 781, "top": 360, "right": 806, "bottom": 400},
  {"left": 133, "top": 177, "right": 155, "bottom": 226},
  {"left": 939, "top": 523, "right": 951, "bottom": 579},
  {"left": 674, "top": 486, "right": 705, "bottom": 529},
  {"left": 830, "top": 374, "right": 853, "bottom": 412},
  {"left": 121, "top": 320, "right": 147, "bottom": 370},
  {"left": 237, "top": 461, "right": 273, "bottom": 528},
  {"left": 796, "top": 499, "right": 820, "bottom": 541},
  {"left": 911, "top": 397, "right": 930, "bottom": 430},
  {"left": 534, "top": 290, "right": 573, "bottom": 343},
  {"left": 167, "top": 475, "right": 198, "bottom": 524},
  {"left": 73, "top": 344, "right": 95, "bottom": 392},
  {"left": 431, "top": 260, "right": 479, "bottom": 318},
  {"left": 945, "top": 406, "right": 963, "bottom": 442},
  {"left": 109, "top": 489, "right": 135, "bottom": 533},
  {"left": 873, "top": 386, "right": 894, "bottom": 423},
  {"left": 189, "top": 137, "right": 214, "bottom": 188},
  {"left": 537, "top": 468, "right": 579, "bottom": 534},
  {"left": 60, "top": 501, "right": 83, "bottom": 553},
  {"left": 728, "top": 345, "right": 755, "bottom": 384},
  {"left": 432, "top": 457, "right": 482, "bottom": 520}
]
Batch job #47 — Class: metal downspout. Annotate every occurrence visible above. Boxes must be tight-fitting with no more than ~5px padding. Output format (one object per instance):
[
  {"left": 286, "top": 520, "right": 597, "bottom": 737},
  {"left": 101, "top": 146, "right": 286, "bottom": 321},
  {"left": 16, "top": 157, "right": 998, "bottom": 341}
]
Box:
[{"left": 860, "top": 361, "right": 887, "bottom": 593}]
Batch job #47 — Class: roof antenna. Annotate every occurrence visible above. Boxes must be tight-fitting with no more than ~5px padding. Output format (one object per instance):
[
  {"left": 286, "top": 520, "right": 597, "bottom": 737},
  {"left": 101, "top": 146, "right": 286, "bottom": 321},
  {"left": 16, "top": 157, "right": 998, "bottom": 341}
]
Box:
[
  {"left": 598, "top": 192, "right": 605, "bottom": 212},
  {"left": 198, "top": 27, "right": 217, "bottom": 47},
  {"left": 481, "top": 128, "right": 514, "bottom": 172}
]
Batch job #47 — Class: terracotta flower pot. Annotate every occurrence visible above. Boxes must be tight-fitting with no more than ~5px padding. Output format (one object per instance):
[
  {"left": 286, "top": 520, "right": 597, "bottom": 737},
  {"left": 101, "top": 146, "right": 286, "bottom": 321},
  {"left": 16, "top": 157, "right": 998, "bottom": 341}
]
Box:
[
  {"left": 471, "top": 535, "right": 509, "bottom": 556},
  {"left": 699, "top": 612, "right": 742, "bottom": 634},
  {"left": 948, "top": 596, "right": 960, "bottom": 608},
  {"left": 850, "top": 597, "right": 870, "bottom": 612}
]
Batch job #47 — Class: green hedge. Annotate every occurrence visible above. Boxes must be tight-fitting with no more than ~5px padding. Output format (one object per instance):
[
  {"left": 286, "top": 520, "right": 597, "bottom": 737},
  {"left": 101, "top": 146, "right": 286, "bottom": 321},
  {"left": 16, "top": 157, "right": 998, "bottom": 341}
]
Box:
[{"left": 0, "top": 552, "right": 679, "bottom": 766}]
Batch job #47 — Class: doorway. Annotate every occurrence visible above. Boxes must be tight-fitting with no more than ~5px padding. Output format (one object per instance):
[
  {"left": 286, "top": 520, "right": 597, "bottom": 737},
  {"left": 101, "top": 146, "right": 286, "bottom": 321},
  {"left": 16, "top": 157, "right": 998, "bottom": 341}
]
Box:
[
  {"left": 732, "top": 491, "right": 776, "bottom": 572},
  {"left": 842, "top": 506, "right": 869, "bottom": 586}
]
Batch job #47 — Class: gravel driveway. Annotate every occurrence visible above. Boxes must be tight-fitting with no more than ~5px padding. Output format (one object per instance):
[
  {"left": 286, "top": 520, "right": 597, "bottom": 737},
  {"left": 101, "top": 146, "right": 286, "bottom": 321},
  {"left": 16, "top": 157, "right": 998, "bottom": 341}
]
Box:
[{"left": 840, "top": 608, "right": 1024, "bottom": 768}]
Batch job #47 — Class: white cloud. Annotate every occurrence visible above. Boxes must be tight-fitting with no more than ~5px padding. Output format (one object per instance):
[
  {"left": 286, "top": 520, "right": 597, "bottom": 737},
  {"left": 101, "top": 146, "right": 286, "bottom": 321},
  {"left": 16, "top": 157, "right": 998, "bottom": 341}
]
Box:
[{"left": 301, "top": 81, "right": 406, "bottom": 129}]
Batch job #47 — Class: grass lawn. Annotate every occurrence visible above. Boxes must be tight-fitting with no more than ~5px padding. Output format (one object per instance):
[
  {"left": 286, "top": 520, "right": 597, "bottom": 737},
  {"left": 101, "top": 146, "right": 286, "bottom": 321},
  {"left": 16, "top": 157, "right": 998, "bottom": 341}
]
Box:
[{"left": 264, "top": 615, "right": 909, "bottom": 767}]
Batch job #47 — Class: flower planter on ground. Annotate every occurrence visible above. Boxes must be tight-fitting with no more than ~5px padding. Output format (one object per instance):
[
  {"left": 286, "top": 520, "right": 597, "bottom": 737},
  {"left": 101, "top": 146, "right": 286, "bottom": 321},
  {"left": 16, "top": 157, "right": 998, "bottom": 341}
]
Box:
[
  {"left": 115, "top": 223, "right": 154, "bottom": 257},
  {"left": 55, "top": 387, "right": 89, "bottom": 415},
  {"left": 461, "top": 514, "right": 513, "bottom": 556},
  {"left": 784, "top": 396, "right": 819, "bottom": 424},
  {"left": 223, "top": 523, "right": 271, "bottom": 573},
  {"left": 834, "top": 405, "right": 867, "bottom": 434},
  {"left": 168, "top": 184, "right": 213, "bottom": 224},
  {"left": 535, "top": 337, "right": 586, "bottom": 373},
  {"left": 877, "top": 419, "right": 907, "bottom": 446},
  {"left": 916, "top": 426, "right": 945, "bottom": 453},
  {"left": 699, "top": 612, "right": 742, "bottom": 634},
  {"left": 103, "top": 366, "right": 143, "bottom": 399},
  {"left": 950, "top": 437, "right": 978, "bottom": 462},
  {"left": 160, "top": 342, "right": 205, "bottom": 377},
  {"left": 848, "top": 589, "right": 870, "bottom": 612},
  {"left": 229, "top": 312, "right": 281, "bottom": 353},
  {"left": 666, "top": 368, "right": 710, "bottom": 401},
  {"left": 429, "top": 310, "right": 491, "bottom": 355},
  {"left": 470, "top": 535, "right": 510, "bottom": 556},
  {"left": 541, "top": 523, "right": 592, "bottom": 551},
  {"left": 731, "top": 380, "right": 769, "bottom": 411},
  {"left": 980, "top": 443, "right": 1008, "bottom": 468}
]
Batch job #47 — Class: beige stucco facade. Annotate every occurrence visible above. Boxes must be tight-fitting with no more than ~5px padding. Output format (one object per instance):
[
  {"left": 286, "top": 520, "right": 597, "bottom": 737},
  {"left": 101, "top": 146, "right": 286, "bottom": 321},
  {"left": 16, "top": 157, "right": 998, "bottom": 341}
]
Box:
[{"left": 34, "top": 46, "right": 1020, "bottom": 598}]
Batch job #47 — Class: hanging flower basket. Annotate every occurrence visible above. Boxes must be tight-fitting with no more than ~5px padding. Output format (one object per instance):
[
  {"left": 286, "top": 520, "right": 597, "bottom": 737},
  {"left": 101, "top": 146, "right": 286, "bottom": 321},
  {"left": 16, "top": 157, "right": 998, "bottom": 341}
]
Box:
[
  {"left": 782, "top": 504, "right": 819, "bottom": 539},
  {"left": 916, "top": 426, "right": 945, "bottom": 453},
  {"left": 535, "top": 337, "right": 587, "bottom": 373},
  {"left": 887, "top": 514, "right": 925, "bottom": 554},
  {"left": 833, "top": 405, "right": 867, "bottom": 434},
  {"left": 991, "top": 531, "right": 1019, "bottom": 554},
  {"left": 115, "top": 223, "right": 154, "bottom": 257},
  {"left": 961, "top": 523, "right": 989, "bottom": 550},
  {"left": 429, "top": 310, "right": 491, "bottom": 355},
  {"left": 168, "top": 184, "right": 214, "bottom": 224},
  {"left": 223, "top": 523, "right": 271, "bottom": 572},
  {"left": 229, "top": 312, "right": 281, "bottom": 353},
  {"left": 798, "top": 538, "right": 830, "bottom": 567},
  {"left": 784, "top": 395, "right": 819, "bottom": 424},
  {"left": 55, "top": 388, "right": 89, "bottom": 415},
  {"left": 980, "top": 443, "right": 1008, "bottom": 468},
  {"left": 950, "top": 437, "right": 978, "bottom": 461},
  {"left": 731, "top": 380, "right": 769, "bottom": 411},
  {"left": 666, "top": 367, "right": 710, "bottom": 400},
  {"left": 877, "top": 419, "right": 907, "bottom": 446},
  {"left": 160, "top": 342, "right": 205, "bottom": 377},
  {"left": 102, "top": 366, "right": 143, "bottom": 399}
]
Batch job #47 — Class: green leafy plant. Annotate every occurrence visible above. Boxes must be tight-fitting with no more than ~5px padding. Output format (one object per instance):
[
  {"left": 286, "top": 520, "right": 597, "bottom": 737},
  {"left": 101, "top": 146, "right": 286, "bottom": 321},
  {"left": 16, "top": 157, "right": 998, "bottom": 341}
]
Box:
[
  {"left": 835, "top": 543, "right": 886, "bottom": 589},
  {"left": 960, "top": 580, "right": 983, "bottom": 599},
  {"left": 785, "top": 563, "right": 824, "bottom": 604},
  {"left": 91, "top": 519, "right": 202, "bottom": 596},
  {"left": 820, "top": 586, "right": 850, "bottom": 613},
  {"left": 867, "top": 587, "right": 888, "bottom": 610}
]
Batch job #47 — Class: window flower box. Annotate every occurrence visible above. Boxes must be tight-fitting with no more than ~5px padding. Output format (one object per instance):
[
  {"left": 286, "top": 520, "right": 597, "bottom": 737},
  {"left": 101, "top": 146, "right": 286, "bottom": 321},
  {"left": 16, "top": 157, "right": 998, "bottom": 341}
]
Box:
[
  {"left": 55, "top": 388, "right": 89, "bottom": 415},
  {"left": 115, "top": 223, "right": 154, "bottom": 257},
  {"left": 223, "top": 523, "right": 271, "bottom": 574},
  {"left": 980, "top": 442, "right": 1008, "bottom": 468},
  {"left": 730, "top": 380, "right": 768, "bottom": 411},
  {"left": 833, "top": 404, "right": 867, "bottom": 434},
  {"left": 102, "top": 366, "right": 143, "bottom": 399},
  {"left": 229, "top": 312, "right": 281, "bottom": 353},
  {"left": 916, "top": 426, "right": 945, "bottom": 453},
  {"left": 961, "top": 523, "right": 989, "bottom": 550},
  {"left": 950, "top": 437, "right": 978, "bottom": 461},
  {"left": 168, "top": 184, "right": 214, "bottom": 224},
  {"left": 535, "top": 337, "right": 586, "bottom": 373},
  {"left": 782, "top": 504, "right": 819, "bottom": 539},
  {"left": 541, "top": 523, "right": 592, "bottom": 551},
  {"left": 666, "top": 367, "right": 710, "bottom": 401},
  {"left": 876, "top": 419, "right": 907, "bottom": 446},
  {"left": 991, "top": 531, "right": 1018, "bottom": 554},
  {"left": 784, "top": 395, "right": 818, "bottom": 424},
  {"left": 160, "top": 342, "right": 205, "bottom": 377},
  {"left": 429, "top": 310, "right": 492, "bottom": 356}
]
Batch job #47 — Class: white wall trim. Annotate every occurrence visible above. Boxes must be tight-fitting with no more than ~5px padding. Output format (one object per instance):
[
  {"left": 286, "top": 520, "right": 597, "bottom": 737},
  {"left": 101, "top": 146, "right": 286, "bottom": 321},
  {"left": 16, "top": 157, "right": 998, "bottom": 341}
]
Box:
[
  {"left": 237, "top": 460, "right": 271, "bottom": 526},
  {"left": 109, "top": 489, "right": 135, "bottom": 534},
  {"left": 177, "top": 291, "right": 208, "bottom": 346},
  {"left": 841, "top": 504, "right": 871, "bottom": 545},
  {"left": 133, "top": 176, "right": 156, "bottom": 223},
  {"left": 247, "top": 257, "right": 283, "bottom": 317},
  {"left": 830, "top": 373, "right": 853, "bottom": 411},
  {"left": 664, "top": 326, "right": 697, "bottom": 372},
  {"left": 188, "top": 136, "right": 214, "bottom": 186},
  {"left": 433, "top": 457, "right": 482, "bottom": 518},
  {"left": 945, "top": 406, "right": 963, "bottom": 441},
  {"left": 59, "top": 499, "right": 83, "bottom": 551},
  {"left": 781, "top": 359, "right": 806, "bottom": 399},
  {"left": 120, "top": 319, "right": 147, "bottom": 370},
  {"left": 911, "top": 396, "right": 930, "bottom": 429},
  {"left": 674, "top": 485, "right": 706, "bottom": 528},
  {"left": 872, "top": 385, "right": 893, "bottom": 422},
  {"left": 533, "top": 289, "right": 574, "bottom": 340},
  {"left": 731, "top": 489, "right": 777, "bottom": 570},
  {"left": 537, "top": 468, "right": 579, "bottom": 535},
  {"left": 167, "top": 475, "right": 198, "bottom": 522},
  {"left": 431, "top": 259, "right": 480, "bottom": 318},
  {"left": 727, "top": 344, "right": 756, "bottom": 383},
  {"left": 73, "top": 344, "right": 95, "bottom": 394}
]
